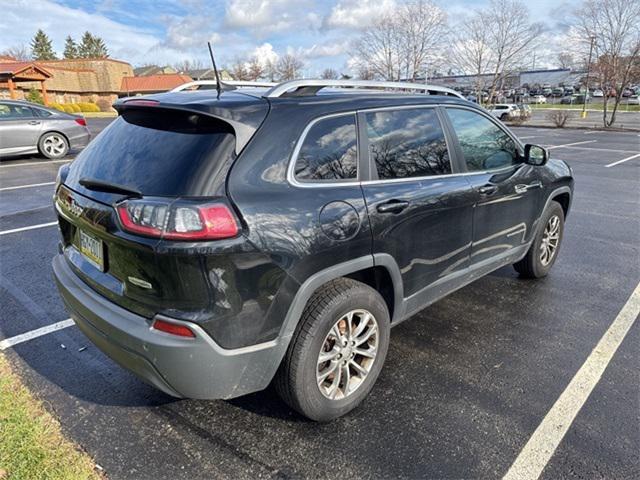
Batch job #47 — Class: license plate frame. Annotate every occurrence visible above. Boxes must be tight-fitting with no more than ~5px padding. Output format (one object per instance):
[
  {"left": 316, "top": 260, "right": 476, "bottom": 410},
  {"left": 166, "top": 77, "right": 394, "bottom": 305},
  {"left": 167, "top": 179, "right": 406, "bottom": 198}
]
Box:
[{"left": 78, "top": 229, "right": 104, "bottom": 271}]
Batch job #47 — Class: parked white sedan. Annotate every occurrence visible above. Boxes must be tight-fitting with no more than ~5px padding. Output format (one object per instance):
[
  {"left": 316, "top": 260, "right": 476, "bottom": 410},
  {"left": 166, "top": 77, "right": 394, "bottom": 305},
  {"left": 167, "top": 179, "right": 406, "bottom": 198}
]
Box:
[{"left": 530, "top": 95, "right": 547, "bottom": 104}]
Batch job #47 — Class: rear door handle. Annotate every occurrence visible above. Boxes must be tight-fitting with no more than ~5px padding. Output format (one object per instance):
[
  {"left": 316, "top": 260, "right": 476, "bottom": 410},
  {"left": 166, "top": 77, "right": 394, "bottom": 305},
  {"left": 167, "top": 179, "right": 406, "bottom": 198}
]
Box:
[
  {"left": 377, "top": 200, "right": 409, "bottom": 214},
  {"left": 514, "top": 181, "right": 542, "bottom": 194},
  {"left": 478, "top": 184, "right": 498, "bottom": 195},
  {"left": 28, "top": 120, "right": 41, "bottom": 125}
]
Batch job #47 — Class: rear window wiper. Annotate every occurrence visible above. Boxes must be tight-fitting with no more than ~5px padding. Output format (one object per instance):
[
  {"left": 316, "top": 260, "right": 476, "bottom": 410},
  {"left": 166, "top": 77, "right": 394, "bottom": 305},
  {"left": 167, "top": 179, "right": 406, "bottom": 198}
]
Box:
[{"left": 79, "top": 177, "right": 142, "bottom": 198}]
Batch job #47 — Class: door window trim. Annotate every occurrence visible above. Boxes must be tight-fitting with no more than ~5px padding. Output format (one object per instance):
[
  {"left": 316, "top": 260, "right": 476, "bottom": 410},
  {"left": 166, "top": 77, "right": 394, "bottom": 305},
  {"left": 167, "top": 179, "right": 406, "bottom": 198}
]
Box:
[
  {"left": 441, "top": 104, "right": 525, "bottom": 175},
  {"left": 286, "top": 103, "right": 528, "bottom": 189},
  {"left": 287, "top": 111, "right": 361, "bottom": 188}
]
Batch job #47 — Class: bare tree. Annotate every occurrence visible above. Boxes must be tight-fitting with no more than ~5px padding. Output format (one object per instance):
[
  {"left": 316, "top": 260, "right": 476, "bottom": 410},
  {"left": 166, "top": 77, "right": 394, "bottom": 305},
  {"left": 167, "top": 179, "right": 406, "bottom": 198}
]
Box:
[
  {"left": 357, "top": 65, "right": 376, "bottom": 80},
  {"left": 247, "top": 57, "right": 264, "bottom": 81},
  {"left": 173, "top": 59, "right": 205, "bottom": 73},
  {"left": 276, "top": 53, "right": 304, "bottom": 81},
  {"left": 2, "top": 44, "right": 31, "bottom": 61},
  {"left": 450, "top": 15, "right": 493, "bottom": 99},
  {"left": 398, "top": 0, "right": 448, "bottom": 80},
  {"left": 483, "top": 0, "right": 543, "bottom": 102},
  {"left": 573, "top": 0, "right": 640, "bottom": 127},
  {"left": 557, "top": 52, "right": 575, "bottom": 70},
  {"left": 352, "top": 1, "right": 447, "bottom": 81},
  {"left": 320, "top": 68, "right": 339, "bottom": 79},
  {"left": 230, "top": 57, "right": 250, "bottom": 80},
  {"left": 353, "top": 15, "right": 403, "bottom": 80}
]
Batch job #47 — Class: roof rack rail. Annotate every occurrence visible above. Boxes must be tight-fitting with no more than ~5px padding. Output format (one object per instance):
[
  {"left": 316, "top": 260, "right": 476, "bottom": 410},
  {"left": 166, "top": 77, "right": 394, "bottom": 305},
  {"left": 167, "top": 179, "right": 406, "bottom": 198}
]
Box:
[
  {"left": 264, "top": 79, "right": 465, "bottom": 99},
  {"left": 171, "top": 80, "right": 277, "bottom": 92}
]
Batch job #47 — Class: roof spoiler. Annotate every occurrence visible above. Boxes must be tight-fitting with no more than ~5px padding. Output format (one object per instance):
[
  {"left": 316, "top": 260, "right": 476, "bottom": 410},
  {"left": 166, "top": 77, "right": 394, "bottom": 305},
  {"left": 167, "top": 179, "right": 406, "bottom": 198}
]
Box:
[{"left": 115, "top": 99, "right": 260, "bottom": 155}]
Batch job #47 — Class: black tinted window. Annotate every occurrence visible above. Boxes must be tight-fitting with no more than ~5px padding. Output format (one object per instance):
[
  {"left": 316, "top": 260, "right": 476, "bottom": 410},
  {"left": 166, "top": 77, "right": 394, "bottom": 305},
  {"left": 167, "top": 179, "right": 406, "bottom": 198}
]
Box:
[
  {"left": 34, "top": 108, "right": 52, "bottom": 117},
  {"left": 294, "top": 115, "right": 357, "bottom": 181},
  {"left": 65, "top": 109, "right": 236, "bottom": 196},
  {"left": 0, "top": 104, "right": 34, "bottom": 119},
  {"left": 366, "top": 108, "right": 451, "bottom": 179},
  {"left": 447, "top": 108, "right": 520, "bottom": 171}
]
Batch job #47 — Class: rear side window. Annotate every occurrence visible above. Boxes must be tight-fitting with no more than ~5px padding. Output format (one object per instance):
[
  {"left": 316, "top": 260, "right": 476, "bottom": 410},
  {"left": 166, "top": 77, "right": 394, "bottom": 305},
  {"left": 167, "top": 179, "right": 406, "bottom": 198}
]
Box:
[
  {"left": 446, "top": 108, "right": 520, "bottom": 172},
  {"left": 66, "top": 109, "right": 236, "bottom": 196},
  {"left": 294, "top": 114, "right": 358, "bottom": 182},
  {"left": 366, "top": 108, "right": 451, "bottom": 179}
]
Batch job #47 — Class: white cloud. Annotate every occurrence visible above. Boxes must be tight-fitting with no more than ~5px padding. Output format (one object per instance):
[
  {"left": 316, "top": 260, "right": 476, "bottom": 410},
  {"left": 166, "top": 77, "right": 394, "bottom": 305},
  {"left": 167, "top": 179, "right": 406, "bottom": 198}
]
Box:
[
  {"left": 324, "top": 0, "right": 396, "bottom": 29},
  {"left": 224, "top": 0, "right": 316, "bottom": 36},
  {"left": 0, "top": 0, "right": 161, "bottom": 62},
  {"left": 161, "top": 15, "right": 220, "bottom": 50},
  {"left": 250, "top": 42, "right": 279, "bottom": 67},
  {"left": 293, "top": 42, "right": 350, "bottom": 59}
]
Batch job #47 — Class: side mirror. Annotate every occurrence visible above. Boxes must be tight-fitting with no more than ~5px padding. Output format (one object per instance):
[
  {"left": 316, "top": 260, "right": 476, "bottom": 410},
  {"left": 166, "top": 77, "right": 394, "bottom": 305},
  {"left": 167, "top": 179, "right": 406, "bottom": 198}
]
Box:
[{"left": 524, "top": 144, "right": 549, "bottom": 166}]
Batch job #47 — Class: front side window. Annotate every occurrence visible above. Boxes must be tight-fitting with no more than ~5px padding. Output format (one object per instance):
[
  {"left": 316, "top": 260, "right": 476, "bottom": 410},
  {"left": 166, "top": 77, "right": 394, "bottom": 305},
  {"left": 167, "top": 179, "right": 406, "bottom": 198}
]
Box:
[
  {"left": 447, "top": 108, "right": 520, "bottom": 171},
  {"left": 366, "top": 108, "right": 451, "bottom": 179},
  {"left": 294, "top": 115, "right": 358, "bottom": 182}
]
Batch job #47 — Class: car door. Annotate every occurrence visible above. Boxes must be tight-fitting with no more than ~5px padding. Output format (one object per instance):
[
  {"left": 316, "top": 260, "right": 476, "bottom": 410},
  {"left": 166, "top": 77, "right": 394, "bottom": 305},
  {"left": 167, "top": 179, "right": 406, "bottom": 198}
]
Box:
[
  {"left": 443, "top": 106, "right": 543, "bottom": 266},
  {"left": 360, "top": 106, "right": 476, "bottom": 303},
  {"left": 0, "top": 103, "right": 43, "bottom": 155}
]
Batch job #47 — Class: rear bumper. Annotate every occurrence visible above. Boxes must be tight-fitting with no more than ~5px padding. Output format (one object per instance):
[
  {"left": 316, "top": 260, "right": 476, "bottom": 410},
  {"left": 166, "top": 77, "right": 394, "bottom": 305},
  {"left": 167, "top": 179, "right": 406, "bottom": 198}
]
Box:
[
  {"left": 52, "top": 253, "right": 283, "bottom": 399},
  {"left": 69, "top": 129, "right": 90, "bottom": 150}
]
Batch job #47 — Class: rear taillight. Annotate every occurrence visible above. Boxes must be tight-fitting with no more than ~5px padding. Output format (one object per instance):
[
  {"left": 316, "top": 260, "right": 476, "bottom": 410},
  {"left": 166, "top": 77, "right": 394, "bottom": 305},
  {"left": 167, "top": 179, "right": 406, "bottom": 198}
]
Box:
[
  {"left": 152, "top": 318, "right": 195, "bottom": 338},
  {"left": 116, "top": 199, "right": 239, "bottom": 241},
  {"left": 75, "top": 118, "right": 87, "bottom": 126}
]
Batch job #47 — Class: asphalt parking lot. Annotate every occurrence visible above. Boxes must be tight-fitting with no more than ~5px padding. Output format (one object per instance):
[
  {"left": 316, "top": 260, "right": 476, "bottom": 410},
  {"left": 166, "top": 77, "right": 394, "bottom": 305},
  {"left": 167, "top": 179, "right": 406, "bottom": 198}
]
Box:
[{"left": 0, "top": 119, "right": 638, "bottom": 479}]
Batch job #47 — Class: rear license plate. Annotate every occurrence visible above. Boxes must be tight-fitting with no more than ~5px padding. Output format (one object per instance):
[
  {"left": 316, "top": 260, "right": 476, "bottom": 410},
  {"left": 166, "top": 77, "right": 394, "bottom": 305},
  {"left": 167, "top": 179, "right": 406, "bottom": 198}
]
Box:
[{"left": 78, "top": 229, "right": 104, "bottom": 271}]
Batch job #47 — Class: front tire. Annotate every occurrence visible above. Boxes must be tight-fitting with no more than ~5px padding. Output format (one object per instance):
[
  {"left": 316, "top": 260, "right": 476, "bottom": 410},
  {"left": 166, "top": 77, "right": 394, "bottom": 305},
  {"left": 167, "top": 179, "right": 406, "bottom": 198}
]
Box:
[
  {"left": 275, "top": 278, "right": 390, "bottom": 421},
  {"left": 514, "top": 200, "right": 565, "bottom": 278},
  {"left": 39, "top": 132, "right": 69, "bottom": 159}
]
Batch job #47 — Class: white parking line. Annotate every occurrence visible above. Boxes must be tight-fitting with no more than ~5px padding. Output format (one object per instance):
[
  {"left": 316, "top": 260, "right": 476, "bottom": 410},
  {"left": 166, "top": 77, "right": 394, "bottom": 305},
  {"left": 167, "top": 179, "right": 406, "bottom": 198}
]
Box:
[
  {"left": 0, "top": 221, "right": 58, "bottom": 236},
  {"left": 546, "top": 140, "right": 597, "bottom": 150},
  {"left": 605, "top": 153, "right": 640, "bottom": 168},
  {"left": 503, "top": 283, "right": 640, "bottom": 480},
  {"left": 0, "top": 181, "right": 55, "bottom": 192},
  {"left": 0, "top": 159, "right": 69, "bottom": 168},
  {"left": 0, "top": 319, "right": 75, "bottom": 350}
]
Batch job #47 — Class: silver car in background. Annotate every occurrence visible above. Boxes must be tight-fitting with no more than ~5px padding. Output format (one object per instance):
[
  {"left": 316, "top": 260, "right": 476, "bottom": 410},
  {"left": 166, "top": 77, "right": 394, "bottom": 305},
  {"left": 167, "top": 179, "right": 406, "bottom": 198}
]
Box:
[{"left": 0, "top": 100, "right": 91, "bottom": 159}]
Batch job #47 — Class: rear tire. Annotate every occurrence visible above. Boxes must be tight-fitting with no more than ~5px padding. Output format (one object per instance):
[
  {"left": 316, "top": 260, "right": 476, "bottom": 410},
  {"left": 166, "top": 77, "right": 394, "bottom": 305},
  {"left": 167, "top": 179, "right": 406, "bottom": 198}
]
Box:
[
  {"left": 39, "top": 132, "right": 69, "bottom": 159},
  {"left": 275, "top": 278, "right": 390, "bottom": 421},
  {"left": 514, "top": 200, "right": 565, "bottom": 278}
]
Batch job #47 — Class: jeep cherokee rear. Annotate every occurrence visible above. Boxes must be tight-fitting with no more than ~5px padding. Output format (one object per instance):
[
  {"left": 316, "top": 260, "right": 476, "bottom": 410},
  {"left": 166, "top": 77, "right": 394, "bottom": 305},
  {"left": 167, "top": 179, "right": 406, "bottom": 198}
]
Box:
[{"left": 53, "top": 80, "right": 573, "bottom": 421}]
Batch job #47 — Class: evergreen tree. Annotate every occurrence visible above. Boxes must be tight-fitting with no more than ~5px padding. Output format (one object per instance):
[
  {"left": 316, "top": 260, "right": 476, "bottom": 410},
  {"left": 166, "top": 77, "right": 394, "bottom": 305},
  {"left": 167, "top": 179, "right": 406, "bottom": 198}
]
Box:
[
  {"left": 30, "top": 29, "right": 57, "bottom": 60},
  {"left": 63, "top": 36, "right": 78, "bottom": 59},
  {"left": 78, "top": 31, "right": 109, "bottom": 58},
  {"left": 90, "top": 36, "right": 108, "bottom": 58},
  {"left": 78, "top": 31, "right": 94, "bottom": 58}
]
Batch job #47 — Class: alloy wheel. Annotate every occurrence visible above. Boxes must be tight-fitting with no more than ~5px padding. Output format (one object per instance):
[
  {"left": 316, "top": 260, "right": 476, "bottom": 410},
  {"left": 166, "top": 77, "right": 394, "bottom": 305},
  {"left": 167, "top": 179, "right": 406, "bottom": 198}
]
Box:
[
  {"left": 43, "top": 135, "right": 66, "bottom": 157},
  {"left": 540, "top": 214, "right": 560, "bottom": 266},
  {"left": 316, "top": 309, "right": 379, "bottom": 400}
]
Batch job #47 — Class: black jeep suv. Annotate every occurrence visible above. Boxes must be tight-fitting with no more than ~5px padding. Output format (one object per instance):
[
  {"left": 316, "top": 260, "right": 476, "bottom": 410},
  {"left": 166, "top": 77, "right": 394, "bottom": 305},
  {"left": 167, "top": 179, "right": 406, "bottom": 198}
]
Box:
[{"left": 53, "top": 80, "right": 573, "bottom": 421}]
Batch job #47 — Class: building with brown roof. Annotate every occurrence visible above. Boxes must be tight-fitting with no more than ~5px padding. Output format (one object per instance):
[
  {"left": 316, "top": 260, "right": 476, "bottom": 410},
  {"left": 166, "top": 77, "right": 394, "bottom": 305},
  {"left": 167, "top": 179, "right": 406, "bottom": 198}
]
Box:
[
  {"left": 0, "top": 57, "right": 134, "bottom": 107},
  {"left": 120, "top": 73, "right": 192, "bottom": 96}
]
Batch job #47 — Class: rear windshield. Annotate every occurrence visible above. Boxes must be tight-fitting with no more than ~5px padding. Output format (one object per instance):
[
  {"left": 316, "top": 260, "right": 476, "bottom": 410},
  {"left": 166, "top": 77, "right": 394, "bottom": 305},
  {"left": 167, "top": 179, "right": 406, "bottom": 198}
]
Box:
[{"left": 66, "top": 109, "right": 236, "bottom": 197}]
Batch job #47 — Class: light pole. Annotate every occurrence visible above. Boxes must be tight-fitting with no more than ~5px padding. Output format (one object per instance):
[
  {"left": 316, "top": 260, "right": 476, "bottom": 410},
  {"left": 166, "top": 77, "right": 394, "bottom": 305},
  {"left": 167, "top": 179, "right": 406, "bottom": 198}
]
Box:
[{"left": 581, "top": 35, "right": 596, "bottom": 119}]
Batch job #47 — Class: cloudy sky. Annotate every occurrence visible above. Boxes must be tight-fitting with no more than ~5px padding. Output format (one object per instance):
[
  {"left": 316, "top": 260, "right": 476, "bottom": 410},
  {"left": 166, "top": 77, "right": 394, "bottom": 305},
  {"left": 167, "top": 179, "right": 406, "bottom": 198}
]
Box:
[{"left": 0, "top": 0, "right": 573, "bottom": 75}]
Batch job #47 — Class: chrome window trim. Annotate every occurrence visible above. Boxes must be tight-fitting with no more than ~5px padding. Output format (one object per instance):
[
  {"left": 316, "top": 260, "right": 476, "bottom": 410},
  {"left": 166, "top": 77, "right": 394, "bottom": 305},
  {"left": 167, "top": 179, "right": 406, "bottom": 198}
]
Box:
[
  {"left": 286, "top": 104, "right": 523, "bottom": 189},
  {"left": 288, "top": 111, "right": 361, "bottom": 188}
]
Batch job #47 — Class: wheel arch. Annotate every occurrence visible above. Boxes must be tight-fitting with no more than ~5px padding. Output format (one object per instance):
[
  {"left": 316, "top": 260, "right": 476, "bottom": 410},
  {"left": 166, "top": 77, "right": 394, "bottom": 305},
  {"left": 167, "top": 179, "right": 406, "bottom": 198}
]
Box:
[{"left": 279, "top": 255, "right": 404, "bottom": 345}]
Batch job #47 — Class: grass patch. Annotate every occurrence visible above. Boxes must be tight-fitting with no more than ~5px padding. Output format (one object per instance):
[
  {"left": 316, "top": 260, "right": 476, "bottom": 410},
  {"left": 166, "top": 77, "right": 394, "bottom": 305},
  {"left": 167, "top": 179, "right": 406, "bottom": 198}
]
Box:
[
  {"left": 529, "top": 103, "right": 640, "bottom": 112},
  {"left": 0, "top": 353, "right": 101, "bottom": 480}
]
